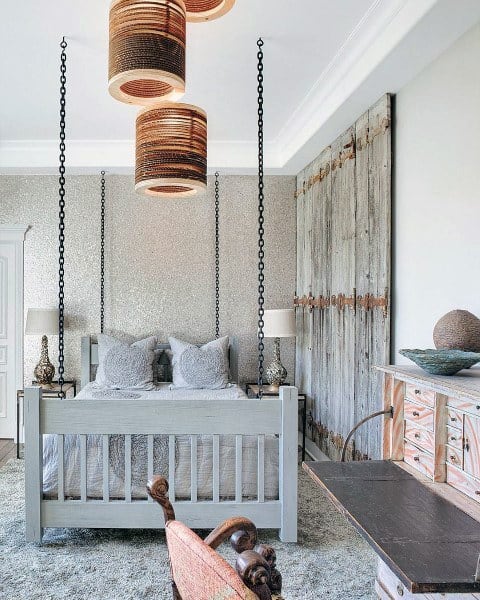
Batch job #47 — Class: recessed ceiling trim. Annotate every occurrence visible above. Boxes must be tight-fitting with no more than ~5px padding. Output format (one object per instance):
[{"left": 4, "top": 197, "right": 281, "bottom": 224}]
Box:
[
  {"left": 2, "top": 0, "right": 480, "bottom": 175},
  {"left": 0, "top": 139, "right": 282, "bottom": 174},
  {"left": 275, "top": 0, "right": 437, "bottom": 166}
]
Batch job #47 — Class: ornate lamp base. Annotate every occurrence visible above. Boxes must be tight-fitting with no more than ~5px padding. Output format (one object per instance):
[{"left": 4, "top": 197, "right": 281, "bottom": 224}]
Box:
[
  {"left": 33, "top": 335, "right": 55, "bottom": 385},
  {"left": 265, "top": 337, "right": 288, "bottom": 387}
]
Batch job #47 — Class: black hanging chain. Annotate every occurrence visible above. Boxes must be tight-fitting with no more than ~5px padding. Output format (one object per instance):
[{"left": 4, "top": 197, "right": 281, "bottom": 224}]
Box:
[
  {"left": 100, "top": 171, "right": 106, "bottom": 334},
  {"left": 214, "top": 172, "right": 220, "bottom": 339},
  {"left": 257, "top": 38, "right": 265, "bottom": 399},
  {"left": 58, "top": 37, "right": 67, "bottom": 395}
]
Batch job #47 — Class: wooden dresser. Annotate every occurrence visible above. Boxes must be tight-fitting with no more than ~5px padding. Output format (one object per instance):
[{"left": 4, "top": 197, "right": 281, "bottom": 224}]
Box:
[{"left": 378, "top": 365, "right": 480, "bottom": 599}]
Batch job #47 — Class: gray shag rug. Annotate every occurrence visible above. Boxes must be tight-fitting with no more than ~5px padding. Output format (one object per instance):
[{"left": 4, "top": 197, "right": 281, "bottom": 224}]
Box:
[{"left": 0, "top": 459, "right": 376, "bottom": 599}]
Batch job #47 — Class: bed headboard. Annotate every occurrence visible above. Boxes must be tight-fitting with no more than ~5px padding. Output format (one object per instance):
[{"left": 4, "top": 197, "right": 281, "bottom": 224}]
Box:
[{"left": 80, "top": 336, "right": 239, "bottom": 390}]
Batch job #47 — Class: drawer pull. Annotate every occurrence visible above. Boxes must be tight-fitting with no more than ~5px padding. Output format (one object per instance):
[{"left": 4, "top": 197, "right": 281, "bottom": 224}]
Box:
[
  {"left": 450, "top": 416, "right": 457, "bottom": 422},
  {"left": 450, "top": 436, "right": 457, "bottom": 441},
  {"left": 396, "top": 584, "right": 404, "bottom": 596},
  {"left": 414, "top": 389, "right": 421, "bottom": 395},
  {"left": 450, "top": 455, "right": 457, "bottom": 462},
  {"left": 477, "top": 405, "right": 480, "bottom": 411},
  {"left": 475, "top": 491, "right": 480, "bottom": 496},
  {"left": 412, "top": 411, "right": 420, "bottom": 417},
  {"left": 414, "top": 433, "right": 421, "bottom": 439},
  {"left": 413, "top": 455, "right": 420, "bottom": 462}
]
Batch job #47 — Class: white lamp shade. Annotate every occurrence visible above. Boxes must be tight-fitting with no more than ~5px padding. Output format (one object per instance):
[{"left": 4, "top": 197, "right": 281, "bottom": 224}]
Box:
[
  {"left": 263, "top": 309, "right": 296, "bottom": 338},
  {"left": 25, "top": 308, "right": 59, "bottom": 336}
]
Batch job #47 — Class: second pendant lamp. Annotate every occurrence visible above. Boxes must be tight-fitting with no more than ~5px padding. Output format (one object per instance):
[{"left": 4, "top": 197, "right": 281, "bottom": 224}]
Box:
[{"left": 135, "top": 102, "right": 207, "bottom": 197}]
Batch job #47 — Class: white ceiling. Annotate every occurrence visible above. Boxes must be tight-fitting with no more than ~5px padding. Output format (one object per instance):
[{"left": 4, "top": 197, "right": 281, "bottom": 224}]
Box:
[{"left": 1, "top": 0, "right": 480, "bottom": 174}]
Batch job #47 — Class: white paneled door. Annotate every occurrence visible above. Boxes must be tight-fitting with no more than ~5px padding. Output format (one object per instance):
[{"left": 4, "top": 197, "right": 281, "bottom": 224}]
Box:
[{"left": 0, "top": 226, "right": 27, "bottom": 440}]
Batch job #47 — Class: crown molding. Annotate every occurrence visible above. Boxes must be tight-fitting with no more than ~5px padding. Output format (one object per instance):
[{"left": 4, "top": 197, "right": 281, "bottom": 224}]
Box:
[
  {"left": 0, "top": 224, "right": 30, "bottom": 241},
  {"left": 275, "top": 0, "right": 437, "bottom": 168},
  {"left": 0, "top": 139, "right": 282, "bottom": 175},
  {"left": 1, "top": 0, "right": 479, "bottom": 176}
]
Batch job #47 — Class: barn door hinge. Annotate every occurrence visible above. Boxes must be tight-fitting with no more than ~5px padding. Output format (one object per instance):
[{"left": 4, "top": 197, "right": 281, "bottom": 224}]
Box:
[
  {"left": 294, "top": 292, "right": 314, "bottom": 311},
  {"left": 356, "top": 288, "right": 389, "bottom": 318},
  {"left": 294, "top": 288, "right": 389, "bottom": 317},
  {"left": 331, "top": 290, "right": 356, "bottom": 312}
]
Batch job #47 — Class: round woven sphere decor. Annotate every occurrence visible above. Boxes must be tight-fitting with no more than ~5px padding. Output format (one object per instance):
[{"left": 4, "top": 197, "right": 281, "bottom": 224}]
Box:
[
  {"left": 184, "top": 0, "right": 235, "bottom": 22},
  {"left": 135, "top": 102, "right": 207, "bottom": 197},
  {"left": 109, "top": 0, "right": 186, "bottom": 105},
  {"left": 433, "top": 309, "right": 480, "bottom": 352}
]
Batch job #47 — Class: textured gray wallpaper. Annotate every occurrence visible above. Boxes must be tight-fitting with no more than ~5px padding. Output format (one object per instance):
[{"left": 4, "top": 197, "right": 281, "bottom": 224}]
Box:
[{"left": 1, "top": 175, "right": 296, "bottom": 386}]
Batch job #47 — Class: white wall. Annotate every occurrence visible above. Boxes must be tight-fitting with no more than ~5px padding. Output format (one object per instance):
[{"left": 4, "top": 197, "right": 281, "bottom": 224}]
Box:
[{"left": 393, "top": 21, "right": 480, "bottom": 361}]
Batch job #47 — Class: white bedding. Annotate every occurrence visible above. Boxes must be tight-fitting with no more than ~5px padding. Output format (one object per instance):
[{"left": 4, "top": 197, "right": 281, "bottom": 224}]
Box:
[{"left": 43, "top": 383, "right": 279, "bottom": 501}]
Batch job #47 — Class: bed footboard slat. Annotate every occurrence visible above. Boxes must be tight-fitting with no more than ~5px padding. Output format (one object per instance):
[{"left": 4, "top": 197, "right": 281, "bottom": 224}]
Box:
[
  {"left": 235, "top": 435, "right": 243, "bottom": 503},
  {"left": 102, "top": 435, "right": 109, "bottom": 503},
  {"left": 191, "top": 435, "right": 198, "bottom": 503},
  {"left": 257, "top": 434, "right": 265, "bottom": 503},
  {"left": 147, "top": 435, "right": 154, "bottom": 503},
  {"left": 169, "top": 435, "right": 176, "bottom": 502},
  {"left": 57, "top": 434, "right": 64, "bottom": 502},
  {"left": 80, "top": 434, "right": 87, "bottom": 503},
  {"left": 125, "top": 435, "right": 132, "bottom": 503},
  {"left": 213, "top": 434, "right": 220, "bottom": 502}
]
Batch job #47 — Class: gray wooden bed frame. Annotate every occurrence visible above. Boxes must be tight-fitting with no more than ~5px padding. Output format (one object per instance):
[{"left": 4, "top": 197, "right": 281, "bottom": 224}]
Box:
[{"left": 24, "top": 336, "right": 298, "bottom": 544}]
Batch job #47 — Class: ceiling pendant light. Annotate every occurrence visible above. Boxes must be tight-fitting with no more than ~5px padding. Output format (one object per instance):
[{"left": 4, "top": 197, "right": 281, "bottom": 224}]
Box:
[
  {"left": 135, "top": 102, "right": 207, "bottom": 197},
  {"left": 109, "top": 0, "right": 186, "bottom": 105},
  {"left": 183, "top": 0, "right": 235, "bottom": 22}
]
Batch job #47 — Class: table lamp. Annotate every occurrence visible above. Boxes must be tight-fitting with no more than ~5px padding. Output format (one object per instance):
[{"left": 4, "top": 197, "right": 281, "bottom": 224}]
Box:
[
  {"left": 25, "top": 308, "right": 59, "bottom": 386},
  {"left": 263, "top": 309, "right": 296, "bottom": 387}
]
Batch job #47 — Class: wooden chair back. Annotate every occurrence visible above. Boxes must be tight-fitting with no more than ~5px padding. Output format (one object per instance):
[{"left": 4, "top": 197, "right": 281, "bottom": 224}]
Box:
[{"left": 147, "top": 476, "right": 283, "bottom": 600}]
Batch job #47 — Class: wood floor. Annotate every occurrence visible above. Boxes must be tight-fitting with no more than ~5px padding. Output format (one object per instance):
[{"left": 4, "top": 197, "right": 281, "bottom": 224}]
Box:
[{"left": 0, "top": 439, "right": 15, "bottom": 467}]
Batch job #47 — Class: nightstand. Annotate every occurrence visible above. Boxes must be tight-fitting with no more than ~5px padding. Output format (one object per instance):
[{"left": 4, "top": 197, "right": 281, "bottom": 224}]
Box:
[
  {"left": 16, "top": 380, "right": 77, "bottom": 459},
  {"left": 245, "top": 383, "right": 307, "bottom": 461}
]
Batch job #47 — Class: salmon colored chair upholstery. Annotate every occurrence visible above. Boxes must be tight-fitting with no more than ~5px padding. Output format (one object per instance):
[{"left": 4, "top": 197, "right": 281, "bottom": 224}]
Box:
[{"left": 165, "top": 520, "right": 259, "bottom": 600}]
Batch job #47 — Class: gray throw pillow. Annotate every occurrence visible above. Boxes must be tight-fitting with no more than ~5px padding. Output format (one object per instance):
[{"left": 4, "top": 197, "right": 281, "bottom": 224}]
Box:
[
  {"left": 95, "top": 334, "right": 157, "bottom": 390},
  {"left": 168, "top": 336, "right": 229, "bottom": 389}
]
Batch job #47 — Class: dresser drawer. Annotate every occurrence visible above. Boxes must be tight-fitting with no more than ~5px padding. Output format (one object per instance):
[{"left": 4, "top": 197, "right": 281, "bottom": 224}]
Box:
[
  {"left": 447, "top": 396, "right": 480, "bottom": 418},
  {"left": 403, "top": 400, "right": 434, "bottom": 431},
  {"left": 447, "top": 464, "right": 480, "bottom": 504},
  {"left": 464, "top": 413, "right": 480, "bottom": 479},
  {"left": 405, "top": 383, "right": 435, "bottom": 408},
  {"left": 404, "top": 441, "right": 435, "bottom": 479},
  {"left": 446, "top": 444, "right": 463, "bottom": 468},
  {"left": 446, "top": 425, "right": 463, "bottom": 449},
  {"left": 446, "top": 405, "right": 463, "bottom": 430},
  {"left": 404, "top": 420, "right": 434, "bottom": 453}
]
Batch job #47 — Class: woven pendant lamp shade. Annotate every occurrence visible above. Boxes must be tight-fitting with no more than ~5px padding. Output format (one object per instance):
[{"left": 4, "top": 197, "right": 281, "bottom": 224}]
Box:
[
  {"left": 184, "top": 0, "right": 235, "bottom": 22},
  {"left": 135, "top": 103, "right": 207, "bottom": 197},
  {"left": 109, "top": 0, "right": 186, "bottom": 105}
]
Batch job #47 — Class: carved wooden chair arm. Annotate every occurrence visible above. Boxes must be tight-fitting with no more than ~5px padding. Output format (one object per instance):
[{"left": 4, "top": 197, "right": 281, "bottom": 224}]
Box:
[
  {"left": 147, "top": 476, "right": 176, "bottom": 523},
  {"left": 204, "top": 516, "right": 258, "bottom": 552}
]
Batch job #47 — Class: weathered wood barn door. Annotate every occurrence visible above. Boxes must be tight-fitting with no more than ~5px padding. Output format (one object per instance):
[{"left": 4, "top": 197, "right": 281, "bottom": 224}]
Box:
[{"left": 295, "top": 94, "right": 391, "bottom": 460}]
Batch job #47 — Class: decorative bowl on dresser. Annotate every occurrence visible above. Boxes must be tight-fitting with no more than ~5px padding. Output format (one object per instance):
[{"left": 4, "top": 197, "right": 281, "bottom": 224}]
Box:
[{"left": 399, "top": 348, "right": 480, "bottom": 376}]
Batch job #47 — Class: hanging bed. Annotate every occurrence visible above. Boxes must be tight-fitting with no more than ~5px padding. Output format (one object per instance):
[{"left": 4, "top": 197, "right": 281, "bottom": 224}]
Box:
[
  {"left": 24, "top": 36, "right": 298, "bottom": 545},
  {"left": 24, "top": 343, "right": 298, "bottom": 542}
]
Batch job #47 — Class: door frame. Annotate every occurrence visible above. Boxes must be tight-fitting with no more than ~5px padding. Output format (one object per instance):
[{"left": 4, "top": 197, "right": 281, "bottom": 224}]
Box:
[{"left": 0, "top": 224, "right": 29, "bottom": 440}]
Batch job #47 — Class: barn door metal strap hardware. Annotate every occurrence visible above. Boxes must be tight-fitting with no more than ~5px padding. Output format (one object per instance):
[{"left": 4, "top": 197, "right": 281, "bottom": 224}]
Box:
[
  {"left": 331, "top": 291, "right": 356, "bottom": 312},
  {"left": 294, "top": 288, "right": 389, "bottom": 317},
  {"left": 356, "top": 288, "right": 389, "bottom": 317}
]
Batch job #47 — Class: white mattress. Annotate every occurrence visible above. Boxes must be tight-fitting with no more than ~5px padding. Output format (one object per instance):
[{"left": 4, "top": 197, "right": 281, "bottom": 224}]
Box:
[{"left": 43, "top": 383, "right": 279, "bottom": 500}]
